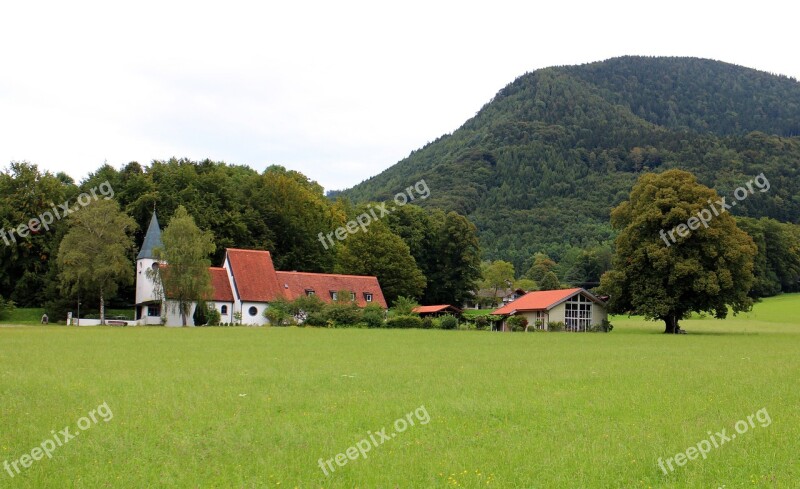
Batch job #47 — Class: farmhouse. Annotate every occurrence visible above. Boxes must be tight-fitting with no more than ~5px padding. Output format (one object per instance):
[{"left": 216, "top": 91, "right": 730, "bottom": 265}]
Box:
[
  {"left": 492, "top": 288, "right": 607, "bottom": 332},
  {"left": 134, "top": 212, "right": 387, "bottom": 326}
]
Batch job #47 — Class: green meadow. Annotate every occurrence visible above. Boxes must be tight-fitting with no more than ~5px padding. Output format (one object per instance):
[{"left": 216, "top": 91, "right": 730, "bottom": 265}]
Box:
[{"left": 1, "top": 295, "right": 798, "bottom": 488}]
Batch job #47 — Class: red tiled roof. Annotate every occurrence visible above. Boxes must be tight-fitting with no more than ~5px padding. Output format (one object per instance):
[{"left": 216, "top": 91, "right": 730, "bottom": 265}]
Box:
[
  {"left": 275, "top": 271, "right": 387, "bottom": 308},
  {"left": 413, "top": 305, "right": 462, "bottom": 314},
  {"left": 492, "top": 288, "right": 584, "bottom": 315},
  {"left": 209, "top": 267, "right": 234, "bottom": 302},
  {"left": 225, "top": 249, "right": 282, "bottom": 302}
]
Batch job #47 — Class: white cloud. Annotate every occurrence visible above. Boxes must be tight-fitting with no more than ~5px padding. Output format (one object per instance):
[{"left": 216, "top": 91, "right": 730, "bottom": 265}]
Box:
[{"left": 1, "top": 0, "right": 797, "bottom": 191}]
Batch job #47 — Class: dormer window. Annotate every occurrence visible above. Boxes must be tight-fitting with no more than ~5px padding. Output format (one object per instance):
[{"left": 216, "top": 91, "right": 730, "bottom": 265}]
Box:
[
  {"left": 331, "top": 291, "right": 338, "bottom": 301},
  {"left": 365, "top": 293, "right": 373, "bottom": 302},
  {"left": 350, "top": 292, "right": 356, "bottom": 301},
  {"left": 305, "top": 289, "right": 315, "bottom": 297}
]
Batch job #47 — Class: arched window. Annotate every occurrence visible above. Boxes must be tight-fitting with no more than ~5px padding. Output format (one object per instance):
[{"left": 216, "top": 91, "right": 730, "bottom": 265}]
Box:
[{"left": 221, "top": 305, "right": 228, "bottom": 314}]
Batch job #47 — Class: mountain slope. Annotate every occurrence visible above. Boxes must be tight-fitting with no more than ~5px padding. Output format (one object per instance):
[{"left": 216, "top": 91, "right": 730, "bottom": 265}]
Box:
[{"left": 342, "top": 56, "right": 800, "bottom": 271}]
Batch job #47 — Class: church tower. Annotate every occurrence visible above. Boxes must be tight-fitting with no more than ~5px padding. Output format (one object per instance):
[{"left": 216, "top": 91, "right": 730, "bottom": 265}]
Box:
[{"left": 135, "top": 211, "right": 164, "bottom": 322}]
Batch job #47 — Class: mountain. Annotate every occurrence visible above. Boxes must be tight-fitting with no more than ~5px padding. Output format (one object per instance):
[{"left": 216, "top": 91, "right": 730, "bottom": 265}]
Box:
[{"left": 340, "top": 56, "right": 800, "bottom": 271}]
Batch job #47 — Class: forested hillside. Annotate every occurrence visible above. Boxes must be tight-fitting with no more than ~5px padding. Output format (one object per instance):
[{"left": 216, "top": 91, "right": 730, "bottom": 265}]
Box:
[{"left": 341, "top": 56, "right": 800, "bottom": 272}]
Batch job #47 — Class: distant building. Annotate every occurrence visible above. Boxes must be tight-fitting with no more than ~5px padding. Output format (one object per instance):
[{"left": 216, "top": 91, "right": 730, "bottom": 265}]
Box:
[
  {"left": 491, "top": 288, "right": 607, "bottom": 332},
  {"left": 462, "top": 288, "right": 527, "bottom": 309},
  {"left": 134, "top": 212, "right": 387, "bottom": 326},
  {"left": 412, "top": 305, "right": 463, "bottom": 317}
]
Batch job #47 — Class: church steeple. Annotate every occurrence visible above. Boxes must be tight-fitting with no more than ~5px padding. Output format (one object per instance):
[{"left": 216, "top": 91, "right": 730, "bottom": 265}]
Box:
[{"left": 137, "top": 211, "right": 163, "bottom": 260}]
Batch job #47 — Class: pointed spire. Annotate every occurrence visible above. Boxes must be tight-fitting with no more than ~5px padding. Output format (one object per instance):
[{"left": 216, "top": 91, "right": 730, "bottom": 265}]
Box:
[{"left": 137, "top": 211, "right": 164, "bottom": 260}]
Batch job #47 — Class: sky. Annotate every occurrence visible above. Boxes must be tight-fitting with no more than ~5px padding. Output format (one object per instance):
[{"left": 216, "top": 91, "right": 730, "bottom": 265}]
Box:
[{"left": 1, "top": 0, "right": 797, "bottom": 192}]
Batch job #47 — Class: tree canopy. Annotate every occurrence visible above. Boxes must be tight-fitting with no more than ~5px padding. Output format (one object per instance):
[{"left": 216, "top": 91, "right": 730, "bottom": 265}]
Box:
[
  {"left": 57, "top": 199, "right": 136, "bottom": 324},
  {"left": 149, "top": 206, "right": 216, "bottom": 326},
  {"left": 600, "top": 170, "right": 757, "bottom": 333}
]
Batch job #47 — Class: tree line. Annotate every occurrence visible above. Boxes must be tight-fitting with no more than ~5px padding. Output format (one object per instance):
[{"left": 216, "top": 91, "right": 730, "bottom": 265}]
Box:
[{"left": 0, "top": 159, "right": 481, "bottom": 319}]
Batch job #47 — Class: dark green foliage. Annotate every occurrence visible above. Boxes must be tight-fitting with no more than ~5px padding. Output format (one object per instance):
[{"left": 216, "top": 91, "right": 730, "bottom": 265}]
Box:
[
  {"left": 590, "top": 319, "right": 613, "bottom": 333},
  {"left": 193, "top": 301, "right": 221, "bottom": 326},
  {"left": 439, "top": 314, "right": 458, "bottom": 330},
  {"left": 421, "top": 317, "right": 433, "bottom": 329},
  {"left": 192, "top": 300, "right": 208, "bottom": 326},
  {"left": 386, "top": 315, "right": 423, "bottom": 329},
  {"left": 384, "top": 205, "right": 482, "bottom": 305},
  {"left": 473, "top": 315, "right": 489, "bottom": 330},
  {"left": 335, "top": 221, "right": 426, "bottom": 304},
  {"left": 0, "top": 295, "right": 14, "bottom": 320},
  {"left": 538, "top": 272, "right": 562, "bottom": 291},
  {"left": 305, "top": 312, "right": 327, "bottom": 327},
  {"left": 341, "top": 57, "right": 800, "bottom": 273},
  {"left": 506, "top": 315, "right": 528, "bottom": 332},
  {"left": 361, "top": 303, "right": 385, "bottom": 328},
  {"left": 323, "top": 302, "right": 362, "bottom": 326},
  {"left": 735, "top": 217, "right": 800, "bottom": 296},
  {"left": 600, "top": 170, "right": 757, "bottom": 333},
  {"left": 548, "top": 321, "right": 565, "bottom": 332}
]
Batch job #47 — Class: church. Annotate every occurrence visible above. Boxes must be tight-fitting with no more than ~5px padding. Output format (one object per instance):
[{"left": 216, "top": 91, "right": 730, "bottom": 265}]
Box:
[{"left": 134, "top": 212, "right": 387, "bottom": 326}]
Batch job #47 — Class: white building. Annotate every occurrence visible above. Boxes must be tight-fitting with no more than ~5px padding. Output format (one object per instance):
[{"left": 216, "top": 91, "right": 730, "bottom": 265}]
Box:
[
  {"left": 134, "top": 212, "right": 387, "bottom": 326},
  {"left": 492, "top": 287, "right": 608, "bottom": 332}
]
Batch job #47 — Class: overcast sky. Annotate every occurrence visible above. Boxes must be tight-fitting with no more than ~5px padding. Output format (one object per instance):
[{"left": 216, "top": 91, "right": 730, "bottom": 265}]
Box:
[{"left": 1, "top": 1, "right": 797, "bottom": 192}]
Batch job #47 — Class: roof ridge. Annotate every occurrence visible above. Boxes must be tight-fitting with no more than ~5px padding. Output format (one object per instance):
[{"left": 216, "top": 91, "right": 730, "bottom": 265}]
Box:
[
  {"left": 276, "top": 271, "right": 379, "bottom": 279},
  {"left": 226, "top": 248, "right": 271, "bottom": 254}
]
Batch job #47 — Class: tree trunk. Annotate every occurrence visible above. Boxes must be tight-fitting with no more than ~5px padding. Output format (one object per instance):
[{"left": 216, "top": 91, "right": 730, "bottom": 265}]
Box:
[
  {"left": 663, "top": 314, "right": 681, "bottom": 334},
  {"left": 181, "top": 303, "right": 188, "bottom": 327},
  {"left": 100, "top": 289, "right": 105, "bottom": 326}
]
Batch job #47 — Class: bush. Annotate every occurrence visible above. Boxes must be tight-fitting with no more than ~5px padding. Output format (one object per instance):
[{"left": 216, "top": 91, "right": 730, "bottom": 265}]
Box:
[
  {"left": 439, "top": 314, "right": 458, "bottom": 330},
  {"left": 548, "top": 321, "right": 565, "bottom": 332},
  {"left": 324, "top": 302, "right": 362, "bottom": 326},
  {"left": 458, "top": 321, "right": 476, "bottom": 331},
  {"left": 361, "top": 304, "right": 385, "bottom": 328},
  {"left": 590, "top": 319, "right": 614, "bottom": 332},
  {"left": 193, "top": 300, "right": 209, "bottom": 326},
  {"left": 305, "top": 312, "right": 327, "bottom": 327},
  {"left": 421, "top": 317, "right": 433, "bottom": 329},
  {"left": 264, "top": 298, "right": 293, "bottom": 326},
  {"left": 386, "top": 315, "right": 423, "bottom": 329},
  {"left": 431, "top": 318, "right": 442, "bottom": 329},
  {"left": 206, "top": 305, "right": 221, "bottom": 326},
  {"left": 0, "top": 296, "right": 16, "bottom": 320},
  {"left": 292, "top": 295, "right": 325, "bottom": 314},
  {"left": 473, "top": 315, "right": 489, "bottom": 330},
  {"left": 507, "top": 315, "right": 528, "bottom": 332}
]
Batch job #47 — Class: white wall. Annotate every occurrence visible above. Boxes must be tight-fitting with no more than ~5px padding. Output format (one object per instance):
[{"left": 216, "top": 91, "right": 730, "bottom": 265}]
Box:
[
  {"left": 240, "top": 302, "right": 268, "bottom": 325},
  {"left": 135, "top": 258, "right": 160, "bottom": 305}
]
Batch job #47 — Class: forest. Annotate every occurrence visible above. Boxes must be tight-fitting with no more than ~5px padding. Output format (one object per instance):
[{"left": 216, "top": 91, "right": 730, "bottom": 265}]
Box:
[{"left": 341, "top": 56, "right": 800, "bottom": 280}]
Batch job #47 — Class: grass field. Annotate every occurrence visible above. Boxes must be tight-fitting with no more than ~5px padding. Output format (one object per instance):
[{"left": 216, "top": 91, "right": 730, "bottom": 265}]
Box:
[{"left": 1, "top": 295, "right": 798, "bottom": 488}]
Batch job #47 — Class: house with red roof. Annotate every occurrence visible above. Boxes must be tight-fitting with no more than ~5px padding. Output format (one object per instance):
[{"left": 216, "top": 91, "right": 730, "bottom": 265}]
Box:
[
  {"left": 491, "top": 288, "right": 607, "bottom": 332},
  {"left": 134, "top": 212, "right": 387, "bottom": 326}
]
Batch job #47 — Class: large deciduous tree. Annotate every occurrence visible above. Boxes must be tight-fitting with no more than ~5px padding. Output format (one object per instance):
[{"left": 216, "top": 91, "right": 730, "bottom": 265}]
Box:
[
  {"left": 149, "top": 206, "right": 216, "bottom": 326},
  {"left": 335, "top": 221, "right": 426, "bottom": 305},
  {"left": 600, "top": 169, "right": 757, "bottom": 333},
  {"left": 58, "top": 199, "right": 136, "bottom": 325},
  {"left": 423, "top": 211, "right": 482, "bottom": 306},
  {"left": 480, "top": 260, "right": 515, "bottom": 306}
]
